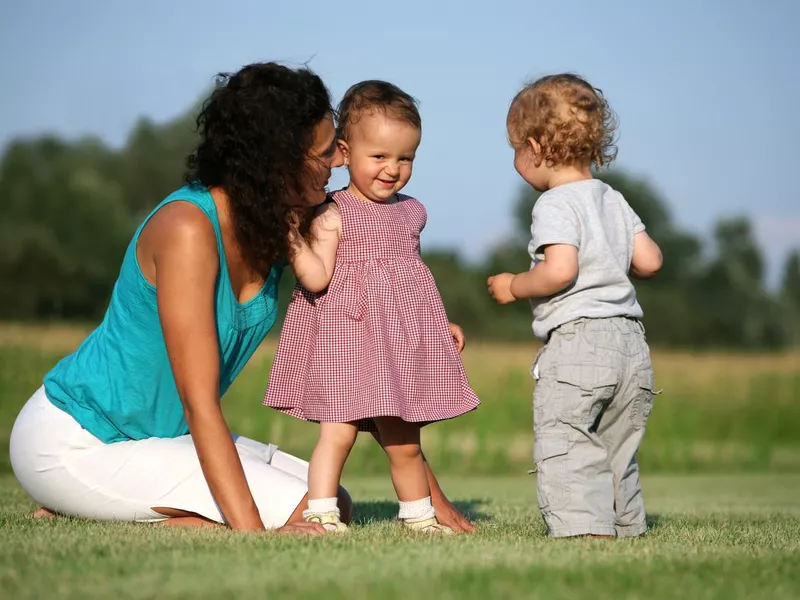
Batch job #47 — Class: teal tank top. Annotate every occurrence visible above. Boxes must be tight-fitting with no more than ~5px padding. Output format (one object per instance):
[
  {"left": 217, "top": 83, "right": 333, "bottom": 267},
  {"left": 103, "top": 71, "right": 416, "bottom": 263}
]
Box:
[{"left": 44, "top": 184, "right": 283, "bottom": 443}]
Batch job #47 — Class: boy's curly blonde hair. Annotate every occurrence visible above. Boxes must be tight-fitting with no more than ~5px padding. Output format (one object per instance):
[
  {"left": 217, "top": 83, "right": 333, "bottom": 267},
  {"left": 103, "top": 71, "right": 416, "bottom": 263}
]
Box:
[{"left": 507, "top": 74, "right": 618, "bottom": 169}]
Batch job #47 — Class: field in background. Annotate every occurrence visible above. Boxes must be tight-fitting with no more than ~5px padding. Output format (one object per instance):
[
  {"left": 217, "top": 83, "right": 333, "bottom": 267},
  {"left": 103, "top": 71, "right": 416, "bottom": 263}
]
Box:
[{"left": 1, "top": 323, "right": 798, "bottom": 476}]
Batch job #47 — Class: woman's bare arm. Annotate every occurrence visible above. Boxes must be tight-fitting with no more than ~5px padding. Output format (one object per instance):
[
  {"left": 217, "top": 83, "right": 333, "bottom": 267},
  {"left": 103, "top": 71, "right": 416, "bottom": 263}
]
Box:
[{"left": 149, "top": 203, "right": 265, "bottom": 531}]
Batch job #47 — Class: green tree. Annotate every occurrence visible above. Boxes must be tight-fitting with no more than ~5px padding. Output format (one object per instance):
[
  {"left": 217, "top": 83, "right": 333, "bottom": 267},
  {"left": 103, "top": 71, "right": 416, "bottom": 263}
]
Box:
[
  {"left": 779, "top": 250, "right": 800, "bottom": 345},
  {"left": 114, "top": 114, "right": 198, "bottom": 218},
  {"left": 692, "top": 217, "right": 785, "bottom": 348},
  {"left": 0, "top": 103, "right": 199, "bottom": 320},
  {"left": 0, "top": 137, "right": 134, "bottom": 319},
  {"left": 423, "top": 249, "right": 501, "bottom": 337},
  {"left": 781, "top": 251, "right": 800, "bottom": 310}
]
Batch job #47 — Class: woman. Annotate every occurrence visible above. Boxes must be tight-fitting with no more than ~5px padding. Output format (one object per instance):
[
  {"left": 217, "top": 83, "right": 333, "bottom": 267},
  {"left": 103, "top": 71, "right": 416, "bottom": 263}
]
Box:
[{"left": 9, "top": 62, "right": 474, "bottom": 535}]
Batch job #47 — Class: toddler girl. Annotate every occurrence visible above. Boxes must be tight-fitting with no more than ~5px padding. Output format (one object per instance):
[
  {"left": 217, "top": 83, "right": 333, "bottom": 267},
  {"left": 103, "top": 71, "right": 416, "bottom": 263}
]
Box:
[{"left": 265, "top": 80, "right": 480, "bottom": 533}]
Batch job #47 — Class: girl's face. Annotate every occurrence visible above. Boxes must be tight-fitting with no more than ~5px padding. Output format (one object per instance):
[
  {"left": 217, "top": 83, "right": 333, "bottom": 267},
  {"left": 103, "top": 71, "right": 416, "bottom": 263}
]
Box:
[
  {"left": 300, "top": 113, "right": 343, "bottom": 206},
  {"left": 339, "top": 112, "right": 421, "bottom": 203}
]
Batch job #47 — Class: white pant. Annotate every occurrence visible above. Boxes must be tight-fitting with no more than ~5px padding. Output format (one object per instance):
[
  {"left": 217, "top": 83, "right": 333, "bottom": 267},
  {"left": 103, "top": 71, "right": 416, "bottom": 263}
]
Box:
[{"left": 10, "top": 387, "right": 309, "bottom": 528}]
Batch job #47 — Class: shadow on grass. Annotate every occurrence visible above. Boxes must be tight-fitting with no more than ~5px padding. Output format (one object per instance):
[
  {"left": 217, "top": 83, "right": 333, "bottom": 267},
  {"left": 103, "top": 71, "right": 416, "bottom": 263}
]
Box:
[
  {"left": 353, "top": 499, "right": 490, "bottom": 525},
  {"left": 645, "top": 512, "right": 665, "bottom": 532}
]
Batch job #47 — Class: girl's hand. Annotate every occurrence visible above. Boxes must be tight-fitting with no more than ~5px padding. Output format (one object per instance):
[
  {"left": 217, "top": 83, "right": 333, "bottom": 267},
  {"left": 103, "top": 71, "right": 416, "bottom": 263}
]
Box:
[
  {"left": 449, "top": 323, "right": 466, "bottom": 352},
  {"left": 487, "top": 273, "right": 517, "bottom": 304}
]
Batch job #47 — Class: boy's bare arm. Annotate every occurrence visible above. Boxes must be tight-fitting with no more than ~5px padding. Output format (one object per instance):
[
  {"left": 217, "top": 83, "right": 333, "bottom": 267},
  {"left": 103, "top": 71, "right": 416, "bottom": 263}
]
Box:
[
  {"left": 630, "top": 232, "right": 662, "bottom": 279},
  {"left": 487, "top": 244, "right": 578, "bottom": 303}
]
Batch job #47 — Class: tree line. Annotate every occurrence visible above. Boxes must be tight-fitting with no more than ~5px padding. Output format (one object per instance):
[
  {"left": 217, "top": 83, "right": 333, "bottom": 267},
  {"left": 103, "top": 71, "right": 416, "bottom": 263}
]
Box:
[{"left": 1, "top": 105, "right": 798, "bottom": 348}]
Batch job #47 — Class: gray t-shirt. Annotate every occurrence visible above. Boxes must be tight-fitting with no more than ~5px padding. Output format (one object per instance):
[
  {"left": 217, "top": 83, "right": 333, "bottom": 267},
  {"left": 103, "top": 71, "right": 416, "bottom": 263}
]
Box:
[{"left": 527, "top": 179, "right": 645, "bottom": 341}]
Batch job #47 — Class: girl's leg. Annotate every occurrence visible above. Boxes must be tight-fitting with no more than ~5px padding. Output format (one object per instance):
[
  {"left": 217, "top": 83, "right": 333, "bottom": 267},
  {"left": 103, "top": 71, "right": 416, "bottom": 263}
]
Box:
[
  {"left": 373, "top": 417, "right": 429, "bottom": 500},
  {"left": 267, "top": 449, "right": 353, "bottom": 525},
  {"left": 374, "top": 417, "right": 451, "bottom": 533},
  {"left": 304, "top": 422, "right": 358, "bottom": 531}
]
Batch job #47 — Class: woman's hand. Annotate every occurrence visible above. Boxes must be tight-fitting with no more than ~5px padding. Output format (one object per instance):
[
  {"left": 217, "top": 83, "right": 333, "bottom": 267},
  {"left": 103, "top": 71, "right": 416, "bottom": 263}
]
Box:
[
  {"left": 424, "top": 453, "right": 476, "bottom": 533},
  {"left": 274, "top": 521, "right": 326, "bottom": 536},
  {"left": 431, "top": 493, "right": 476, "bottom": 533}
]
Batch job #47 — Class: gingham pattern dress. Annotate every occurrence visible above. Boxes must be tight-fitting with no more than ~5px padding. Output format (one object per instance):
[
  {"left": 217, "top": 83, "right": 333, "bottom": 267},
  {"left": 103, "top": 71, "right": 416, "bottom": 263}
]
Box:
[{"left": 263, "top": 189, "right": 480, "bottom": 430}]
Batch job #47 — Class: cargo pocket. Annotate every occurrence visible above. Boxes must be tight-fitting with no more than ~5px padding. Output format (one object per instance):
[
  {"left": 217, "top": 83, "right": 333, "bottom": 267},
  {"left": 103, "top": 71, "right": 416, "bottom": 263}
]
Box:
[
  {"left": 554, "top": 365, "right": 617, "bottom": 425},
  {"left": 630, "top": 368, "right": 656, "bottom": 430},
  {"left": 533, "top": 432, "right": 570, "bottom": 513}
]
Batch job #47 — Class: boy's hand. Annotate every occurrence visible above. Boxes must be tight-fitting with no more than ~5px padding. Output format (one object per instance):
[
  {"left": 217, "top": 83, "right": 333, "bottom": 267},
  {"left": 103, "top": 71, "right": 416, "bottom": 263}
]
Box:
[
  {"left": 449, "top": 323, "right": 466, "bottom": 352},
  {"left": 487, "top": 273, "right": 517, "bottom": 304}
]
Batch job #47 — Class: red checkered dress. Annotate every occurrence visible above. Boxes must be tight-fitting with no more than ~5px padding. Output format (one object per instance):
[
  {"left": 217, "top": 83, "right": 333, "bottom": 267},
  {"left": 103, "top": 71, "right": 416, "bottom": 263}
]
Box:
[{"left": 263, "top": 189, "right": 480, "bottom": 431}]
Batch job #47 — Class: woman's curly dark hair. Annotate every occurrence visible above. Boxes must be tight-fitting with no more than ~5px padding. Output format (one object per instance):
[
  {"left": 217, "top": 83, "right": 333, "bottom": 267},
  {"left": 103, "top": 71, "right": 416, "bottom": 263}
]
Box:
[{"left": 185, "top": 62, "right": 332, "bottom": 276}]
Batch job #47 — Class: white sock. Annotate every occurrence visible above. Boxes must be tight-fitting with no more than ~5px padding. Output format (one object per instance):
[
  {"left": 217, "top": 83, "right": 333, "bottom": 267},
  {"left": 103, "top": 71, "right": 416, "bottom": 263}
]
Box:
[
  {"left": 306, "top": 497, "right": 339, "bottom": 515},
  {"left": 398, "top": 496, "right": 435, "bottom": 523}
]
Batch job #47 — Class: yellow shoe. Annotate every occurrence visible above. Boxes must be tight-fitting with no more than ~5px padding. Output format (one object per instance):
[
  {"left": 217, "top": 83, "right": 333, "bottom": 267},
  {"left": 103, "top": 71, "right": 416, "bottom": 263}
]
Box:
[
  {"left": 403, "top": 517, "right": 454, "bottom": 534},
  {"left": 304, "top": 511, "right": 348, "bottom": 533}
]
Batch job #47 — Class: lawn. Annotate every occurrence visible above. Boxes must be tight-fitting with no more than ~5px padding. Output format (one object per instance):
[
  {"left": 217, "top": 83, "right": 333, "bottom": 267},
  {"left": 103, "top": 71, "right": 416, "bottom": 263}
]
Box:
[
  {"left": 1, "top": 474, "right": 798, "bottom": 599},
  {"left": 1, "top": 324, "right": 799, "bottom": 598}
]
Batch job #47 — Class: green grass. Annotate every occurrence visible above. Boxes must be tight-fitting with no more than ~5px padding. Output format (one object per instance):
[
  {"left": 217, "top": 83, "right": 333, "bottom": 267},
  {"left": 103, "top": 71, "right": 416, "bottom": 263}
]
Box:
[
  {"left": 2, "top": 474, "right": 799, "bottom": 599},
  {"left": 2, "top": 326, "right": 799, "bottom": 597},
  {"left": 2, "top": 338, "right": 799, "bottom": 475}
]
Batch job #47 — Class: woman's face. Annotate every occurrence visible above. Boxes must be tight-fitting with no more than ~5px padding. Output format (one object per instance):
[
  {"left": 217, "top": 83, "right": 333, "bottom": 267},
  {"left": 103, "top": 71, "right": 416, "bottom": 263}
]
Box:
[{"left": 300, "top": 113, "right": 343, "bottom": 206}]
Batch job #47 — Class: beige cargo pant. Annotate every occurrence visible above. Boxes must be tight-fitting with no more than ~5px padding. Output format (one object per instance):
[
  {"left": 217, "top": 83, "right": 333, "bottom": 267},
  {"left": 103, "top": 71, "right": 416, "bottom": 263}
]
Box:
[{"left": 532, "top": 317, "right": 656, "bottom": 538}]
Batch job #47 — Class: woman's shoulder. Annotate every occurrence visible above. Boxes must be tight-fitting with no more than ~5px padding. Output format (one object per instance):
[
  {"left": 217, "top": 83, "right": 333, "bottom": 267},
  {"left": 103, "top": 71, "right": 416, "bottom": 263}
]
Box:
[
  {"left": 146, "top": 201, "right": 217, "bottom": 247},
  {"left": 138, "top": 200, "right": 220, "bottom": 279}
]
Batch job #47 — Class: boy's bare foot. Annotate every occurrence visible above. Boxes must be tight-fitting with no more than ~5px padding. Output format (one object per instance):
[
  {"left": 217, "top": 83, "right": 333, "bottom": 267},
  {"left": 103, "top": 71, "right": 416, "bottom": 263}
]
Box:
[{"left": 32, "top": 507, "right": 56, "bottom": 519}]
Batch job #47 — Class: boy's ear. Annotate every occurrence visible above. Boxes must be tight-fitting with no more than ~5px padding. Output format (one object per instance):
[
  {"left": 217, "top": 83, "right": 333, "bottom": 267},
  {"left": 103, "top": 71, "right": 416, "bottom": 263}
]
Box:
[
  {"left": 527, "top": 137, "right": 543, "bottom": 167},
  {"left": 337, "top": 139, "right": 351, "bottom": 165}
]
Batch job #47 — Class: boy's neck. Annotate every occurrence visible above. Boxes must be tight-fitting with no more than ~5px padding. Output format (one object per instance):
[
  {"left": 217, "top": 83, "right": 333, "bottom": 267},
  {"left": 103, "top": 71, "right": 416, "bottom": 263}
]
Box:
[{"left": 545, "top": 164, "right": 593, "bottom": 190}]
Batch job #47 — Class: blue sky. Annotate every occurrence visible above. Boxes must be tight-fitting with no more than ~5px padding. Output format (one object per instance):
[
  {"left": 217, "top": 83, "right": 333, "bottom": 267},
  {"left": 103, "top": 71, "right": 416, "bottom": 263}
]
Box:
[{"left": 1, "top": 0, "right": 798, "bottom": 283}]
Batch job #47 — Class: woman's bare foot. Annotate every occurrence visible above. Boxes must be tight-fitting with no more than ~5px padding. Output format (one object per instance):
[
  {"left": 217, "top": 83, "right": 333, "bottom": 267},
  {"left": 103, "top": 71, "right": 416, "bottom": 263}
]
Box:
[
  {"left": 32, "top": 507, "right": 56, "bottom": 519},
  {"left": 150, "top": 506, "right": 222, "bottom": 528},
  {"left": 158, "top": 516, "right": 221, "bottom": 528}
]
